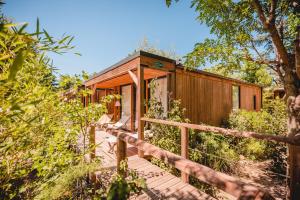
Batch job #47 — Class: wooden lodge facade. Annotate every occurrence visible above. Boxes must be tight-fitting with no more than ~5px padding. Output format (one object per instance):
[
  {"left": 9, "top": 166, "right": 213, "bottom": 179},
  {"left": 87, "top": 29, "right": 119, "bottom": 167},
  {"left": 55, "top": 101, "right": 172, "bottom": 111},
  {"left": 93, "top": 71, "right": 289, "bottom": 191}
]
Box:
[{"left": 84, "top": 51, "right": 262, "bottom": 129}]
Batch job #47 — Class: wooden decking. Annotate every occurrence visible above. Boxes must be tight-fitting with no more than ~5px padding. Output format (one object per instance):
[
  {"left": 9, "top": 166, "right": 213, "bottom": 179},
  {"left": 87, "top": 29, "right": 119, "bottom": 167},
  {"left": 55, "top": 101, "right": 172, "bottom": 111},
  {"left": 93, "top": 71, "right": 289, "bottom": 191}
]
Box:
[{"left": 95, "top": 130, "right": 215, "bottom": 200}]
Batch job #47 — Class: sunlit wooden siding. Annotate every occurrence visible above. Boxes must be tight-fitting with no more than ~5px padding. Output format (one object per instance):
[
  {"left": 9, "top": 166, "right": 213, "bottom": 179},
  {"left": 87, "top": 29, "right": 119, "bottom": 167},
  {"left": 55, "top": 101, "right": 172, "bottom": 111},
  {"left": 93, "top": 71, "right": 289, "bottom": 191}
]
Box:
[{"left": 175, "top": 68, "right": 262, "bottom": 126}]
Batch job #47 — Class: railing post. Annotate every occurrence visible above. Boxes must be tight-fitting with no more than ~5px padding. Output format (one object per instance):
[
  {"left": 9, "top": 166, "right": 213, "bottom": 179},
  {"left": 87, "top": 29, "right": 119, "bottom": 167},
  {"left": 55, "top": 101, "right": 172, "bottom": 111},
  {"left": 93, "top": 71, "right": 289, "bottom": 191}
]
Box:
[
  {"left": 117, "top": 136, "right": 127, "bottom": 175},
  {"left": 180, "top": 126, "right": 189, "bottom": 183},
  {"left": 89, "top": 124, "right": 96, "bottom": 161},
  {"left": 89, "top": 124, "right": 97, "bottom": 192}
]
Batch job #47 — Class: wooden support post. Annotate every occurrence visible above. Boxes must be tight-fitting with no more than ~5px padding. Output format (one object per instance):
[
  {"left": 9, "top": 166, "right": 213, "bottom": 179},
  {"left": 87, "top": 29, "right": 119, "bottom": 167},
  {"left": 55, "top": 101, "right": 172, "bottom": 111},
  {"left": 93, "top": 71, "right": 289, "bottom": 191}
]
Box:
[
  {"left": 180, "top": 126, "right": 189, "bottom": 183},
  {"left": 131, "top": 84, "right": 135, "bottom": 131},
  {"left": 145, "top": 80, "right": 149, "bottom": 113},
  {"left": 89, "top": 124, "right": 96, "bottom": 161},
  {"left": 89, "top": 124, "right": 97, "bottom": 191},
  {"left": 137, "top": 65, "right": 145, "bottom": 157},
  {"left": 85, "top": 86, "right": 89, "bottom": 107},
  {"left": 91, "top": 85, "right": 96, "bottom": 103},
  {"left": 117, "top": 136, "right": 127, "bottom": 175}
]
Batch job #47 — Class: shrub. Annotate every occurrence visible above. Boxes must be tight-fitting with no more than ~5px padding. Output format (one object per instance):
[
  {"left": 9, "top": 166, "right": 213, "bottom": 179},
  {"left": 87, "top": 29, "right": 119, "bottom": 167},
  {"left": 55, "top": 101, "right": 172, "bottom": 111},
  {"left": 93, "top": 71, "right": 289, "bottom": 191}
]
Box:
[
  {"left": 228, "top": 95, "right": 287, "bottom": 173},
  {"left": 145, "top": 79, "right": 239, "bottom": 196}
]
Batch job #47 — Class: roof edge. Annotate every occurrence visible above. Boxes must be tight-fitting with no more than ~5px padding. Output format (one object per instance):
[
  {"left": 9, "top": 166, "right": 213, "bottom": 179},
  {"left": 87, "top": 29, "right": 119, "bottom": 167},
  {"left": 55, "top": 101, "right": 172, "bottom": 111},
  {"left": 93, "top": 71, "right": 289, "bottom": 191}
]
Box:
[{"left": 85, "top": 50, "right": 176, "bottom": 84}]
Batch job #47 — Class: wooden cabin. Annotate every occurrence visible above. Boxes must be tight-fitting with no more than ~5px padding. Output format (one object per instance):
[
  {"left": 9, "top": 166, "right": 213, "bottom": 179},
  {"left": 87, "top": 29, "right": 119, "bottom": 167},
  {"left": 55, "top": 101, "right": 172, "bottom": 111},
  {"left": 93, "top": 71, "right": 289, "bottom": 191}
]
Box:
[{"left": 84, "top": 51, "right": 262, "bottom": 129}]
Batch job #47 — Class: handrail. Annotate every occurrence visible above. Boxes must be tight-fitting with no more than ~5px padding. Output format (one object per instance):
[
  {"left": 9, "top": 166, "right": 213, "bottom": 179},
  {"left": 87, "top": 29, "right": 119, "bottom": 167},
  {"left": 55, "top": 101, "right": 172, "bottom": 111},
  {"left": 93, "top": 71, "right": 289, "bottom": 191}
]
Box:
[
  {"left": 111, "top": 130, "right": 274, "bottom": 200},
  {"left": 141, "top": 117, "right": 300, "bottom": 145}
]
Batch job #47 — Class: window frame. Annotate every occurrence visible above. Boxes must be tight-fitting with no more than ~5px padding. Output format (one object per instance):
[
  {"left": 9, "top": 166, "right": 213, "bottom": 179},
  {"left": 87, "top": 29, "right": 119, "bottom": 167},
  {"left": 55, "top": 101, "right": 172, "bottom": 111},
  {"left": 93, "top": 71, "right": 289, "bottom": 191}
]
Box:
[{"left": 232, "top": 85, "right": 241, "bottom": 110}]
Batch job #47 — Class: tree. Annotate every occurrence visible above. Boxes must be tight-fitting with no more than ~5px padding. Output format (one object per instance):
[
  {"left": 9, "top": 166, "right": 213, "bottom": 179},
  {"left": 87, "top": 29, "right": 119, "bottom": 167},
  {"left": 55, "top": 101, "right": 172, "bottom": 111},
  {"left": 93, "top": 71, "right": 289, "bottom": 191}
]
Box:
[
  {"left": 166, "top": 0, "right": 300, "bottom": 198},
  {"left": 134, "top": 37, "right": 181, "bottom": 60},
  {"left": 0, "top": 11, "right": 106, "bottom": 199}
]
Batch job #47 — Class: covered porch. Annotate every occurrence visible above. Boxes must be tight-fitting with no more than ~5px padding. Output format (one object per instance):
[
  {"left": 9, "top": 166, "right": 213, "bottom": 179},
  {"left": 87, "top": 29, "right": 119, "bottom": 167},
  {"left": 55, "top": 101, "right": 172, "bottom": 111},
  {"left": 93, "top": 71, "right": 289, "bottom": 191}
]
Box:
[{"left": 85, "top": 62, "right": 174, "bottom": 132}]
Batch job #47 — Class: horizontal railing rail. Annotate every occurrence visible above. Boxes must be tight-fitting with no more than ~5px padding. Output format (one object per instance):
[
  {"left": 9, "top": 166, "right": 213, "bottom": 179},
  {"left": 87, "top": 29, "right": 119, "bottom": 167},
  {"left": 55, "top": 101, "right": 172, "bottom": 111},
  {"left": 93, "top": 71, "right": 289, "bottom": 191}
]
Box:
[
  {"left": 109, "top": 130, "right": 274, "bottom": 200},
  {"left": 141, "top": 117, "right": 299, "bottom": 145}
]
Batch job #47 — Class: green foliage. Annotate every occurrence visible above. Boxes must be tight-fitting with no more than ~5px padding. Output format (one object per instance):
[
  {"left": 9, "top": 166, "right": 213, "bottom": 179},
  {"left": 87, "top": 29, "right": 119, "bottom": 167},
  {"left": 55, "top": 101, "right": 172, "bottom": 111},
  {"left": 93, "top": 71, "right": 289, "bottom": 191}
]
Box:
[
  {"left": 35, "top": 162, "right": 100, "bottom": 200},
  {"left": 166, "top": 0, "right": 300, "bottom": 87},
  {"left": 228, "top": 95, "right": 287, "bottom": 172},
  {"left": 229, "top": 95, "right": 287, "bottom": 135},
  {"left": 58, "top": 71, "right": 89, "bottom": 90},
  {"left": 205, "top": 61, "right": 273, "bottom": 87},
  {"left": 145, "top": 80, "right": 239, "bottom": 196},
  {"left": 0, "top": 16, "right": 109, "bottom": 199},
  {"left": 107, "top": 160, "right": 146, "bottom": 200},
  {"left": 134, "top": 37, "right": 181, "bottom": 60}
]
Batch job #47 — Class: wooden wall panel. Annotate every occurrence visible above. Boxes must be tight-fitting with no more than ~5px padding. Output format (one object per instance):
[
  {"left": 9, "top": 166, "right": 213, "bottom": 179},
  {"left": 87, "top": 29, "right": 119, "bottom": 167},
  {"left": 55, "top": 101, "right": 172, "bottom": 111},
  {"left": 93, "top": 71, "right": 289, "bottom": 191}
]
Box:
[
  {"left": 240, "top": 85, "right": 261, "bottom": 111},
  {"left": 175, "top": 69, "right": 261, "bottom": 126}
]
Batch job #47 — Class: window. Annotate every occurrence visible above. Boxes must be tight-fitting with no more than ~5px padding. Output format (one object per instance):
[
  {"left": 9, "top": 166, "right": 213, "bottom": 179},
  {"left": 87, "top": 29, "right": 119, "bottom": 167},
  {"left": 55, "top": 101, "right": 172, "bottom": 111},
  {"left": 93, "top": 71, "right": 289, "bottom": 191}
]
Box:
[
  {"left": 253, "top": 95, "right": 257, "bottom": 110},
  {"left": 232, "top": 85, "right": 240, "bottom": 110}
]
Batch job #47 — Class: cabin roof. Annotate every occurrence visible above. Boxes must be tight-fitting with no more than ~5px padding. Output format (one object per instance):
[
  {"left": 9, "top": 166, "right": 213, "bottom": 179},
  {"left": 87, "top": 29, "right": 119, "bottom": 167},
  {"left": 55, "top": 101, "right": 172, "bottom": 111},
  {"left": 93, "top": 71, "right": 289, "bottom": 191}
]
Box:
[
  {"left": 85, "top": 50, "right": 175, "bottom": 83},
  {"left": 85, "top": 50, "right": 262, "bottom": 88}
]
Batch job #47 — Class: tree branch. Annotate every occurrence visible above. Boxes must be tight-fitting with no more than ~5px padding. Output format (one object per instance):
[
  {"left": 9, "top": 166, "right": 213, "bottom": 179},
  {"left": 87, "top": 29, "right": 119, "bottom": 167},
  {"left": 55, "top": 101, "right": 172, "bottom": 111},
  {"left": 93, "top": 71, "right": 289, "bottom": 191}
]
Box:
[
  {"left": 268, "top": 0, "right": 277, "bottom": 24},
  {"left": 252, "top": 0, "right": 290, "bottom": 68}
]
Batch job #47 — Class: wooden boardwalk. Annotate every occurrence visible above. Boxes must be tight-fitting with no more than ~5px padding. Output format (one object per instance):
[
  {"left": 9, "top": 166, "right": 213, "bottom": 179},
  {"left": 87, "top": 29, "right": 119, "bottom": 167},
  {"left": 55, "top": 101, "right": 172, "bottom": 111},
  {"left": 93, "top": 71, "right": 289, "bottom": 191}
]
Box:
[{"left": 95, "top": 130, "right": 215, "bottom": 200}]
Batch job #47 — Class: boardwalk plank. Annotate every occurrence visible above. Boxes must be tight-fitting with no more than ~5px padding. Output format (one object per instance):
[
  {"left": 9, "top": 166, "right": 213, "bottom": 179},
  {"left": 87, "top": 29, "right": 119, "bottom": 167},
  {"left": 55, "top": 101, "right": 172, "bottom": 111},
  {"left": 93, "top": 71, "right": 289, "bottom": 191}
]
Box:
[{"left": 94, "top": 130, "right": 214, "bottom": 200}]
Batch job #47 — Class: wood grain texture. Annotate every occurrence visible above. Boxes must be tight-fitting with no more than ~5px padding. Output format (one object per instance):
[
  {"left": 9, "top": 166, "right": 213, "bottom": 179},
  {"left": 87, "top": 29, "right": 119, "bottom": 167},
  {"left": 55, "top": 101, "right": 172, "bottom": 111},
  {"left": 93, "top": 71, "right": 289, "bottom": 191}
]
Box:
[
  {"left": 94, "top": 130, "right": 215, "bottom": 200},
  {"left": 175, "top": 68, "right": 262, "bottom": 126}
]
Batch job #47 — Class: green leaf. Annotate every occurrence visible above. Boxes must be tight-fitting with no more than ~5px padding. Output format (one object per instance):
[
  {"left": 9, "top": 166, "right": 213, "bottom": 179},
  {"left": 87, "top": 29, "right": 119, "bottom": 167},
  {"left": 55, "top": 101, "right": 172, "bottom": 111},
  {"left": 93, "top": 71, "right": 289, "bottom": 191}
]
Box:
[
  {"left": 43, "top": 29, "right": 53, "bottom": 43},
  {"left": 67, "top": 36, "right": 74, "bottom": 45},
  {"left": 74, "top": 52, "right": 82, "bottom": 56},
  {"left": 18, "top": 23, "right": 28, "bottom": 34},
  {"left": 58, "top": 35, "right": 70, "bottom": 44},
  {"left": 8, "top": 50, "right": 26, "bottom": 80},
  {"left": 36, "top": 18, "right": 40, "bottom": 38}
]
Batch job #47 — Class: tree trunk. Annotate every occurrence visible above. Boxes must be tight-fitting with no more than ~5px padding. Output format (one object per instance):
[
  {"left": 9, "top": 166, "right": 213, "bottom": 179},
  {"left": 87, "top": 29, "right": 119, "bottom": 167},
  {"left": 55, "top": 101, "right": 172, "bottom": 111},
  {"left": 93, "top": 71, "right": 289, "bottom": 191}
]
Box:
[{"left": 286, "top": 26, "right": 300, "bottom": 200}]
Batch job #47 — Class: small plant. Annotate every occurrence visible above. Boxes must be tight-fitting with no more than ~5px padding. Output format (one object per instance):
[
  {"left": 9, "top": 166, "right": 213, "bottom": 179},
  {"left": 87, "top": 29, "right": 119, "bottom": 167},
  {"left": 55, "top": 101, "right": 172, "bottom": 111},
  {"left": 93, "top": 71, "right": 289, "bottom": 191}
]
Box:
[{"left": 106, "top": 160, "right": 146, "bottom": 200}]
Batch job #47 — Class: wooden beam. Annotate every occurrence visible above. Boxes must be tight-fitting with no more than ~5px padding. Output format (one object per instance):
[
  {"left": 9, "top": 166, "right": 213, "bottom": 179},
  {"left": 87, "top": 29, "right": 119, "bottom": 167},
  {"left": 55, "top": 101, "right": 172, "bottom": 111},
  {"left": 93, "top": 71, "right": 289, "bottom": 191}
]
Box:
[
  {"left": 141, "top": 117, "right": 300, "bottom": 145},
  {"left": 145, "top": 80, "right": 149, "bottom": 113},
  {"left": 89, "top": 124, "right": 96, "bottom": 161},
  {"left": 128, "top": 70, "right": 138, "bottom": 86},
  {"left": 130, "top": 84, "right": 135, "bottom": 131},
  {"left": 116, "top": 135, "right": 127, "bottom": 176},
  {"left": 180, "top": 126, "right": 189, "bottom": 183},
  {"left": 110, "top": 131, "right": 274, "bottom": 200},
  {"left": 91, "top": 85, "right": 96, "bottom": 103},
  {"left": 137, "top": 65, "right": 145, "bottom": 157}
]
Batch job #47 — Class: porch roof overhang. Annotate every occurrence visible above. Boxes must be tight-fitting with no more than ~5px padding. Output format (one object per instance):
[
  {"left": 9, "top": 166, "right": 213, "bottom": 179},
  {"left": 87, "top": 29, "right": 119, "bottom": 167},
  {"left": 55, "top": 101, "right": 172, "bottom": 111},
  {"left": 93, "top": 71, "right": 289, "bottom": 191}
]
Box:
[
  {"left": 92, "top": 67, "right": 169, "bottom": 89},
  {"left": 84, "top": 51, "right": 174, "bottom": 89}
]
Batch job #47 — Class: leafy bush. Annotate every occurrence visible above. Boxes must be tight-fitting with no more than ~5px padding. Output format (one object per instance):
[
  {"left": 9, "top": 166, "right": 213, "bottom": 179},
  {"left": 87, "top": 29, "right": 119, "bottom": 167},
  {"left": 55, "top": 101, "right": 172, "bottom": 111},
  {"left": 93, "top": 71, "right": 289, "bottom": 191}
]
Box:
[
  {"left": 106, "top": 160, "right": 146, "bottom": 200},
  {"left": 0, "top": 13, "right": 144, "bottom": 199},
  {"left": 0, "top": 13, "right": 144, "bottom": 200},
  {"left": 228, "top": 95, "right": 287, "bottom": 173},
  {"left": 145, "top": 79, "right": 239, "bottom": 196}
]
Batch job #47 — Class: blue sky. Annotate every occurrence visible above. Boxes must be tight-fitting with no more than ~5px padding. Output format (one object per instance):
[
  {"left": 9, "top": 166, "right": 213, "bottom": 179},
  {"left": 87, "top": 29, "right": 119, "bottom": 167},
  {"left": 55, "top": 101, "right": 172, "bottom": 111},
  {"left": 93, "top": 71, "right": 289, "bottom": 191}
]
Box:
[{"left": 3, "top": 0, "right": 211, "bottom": 75}]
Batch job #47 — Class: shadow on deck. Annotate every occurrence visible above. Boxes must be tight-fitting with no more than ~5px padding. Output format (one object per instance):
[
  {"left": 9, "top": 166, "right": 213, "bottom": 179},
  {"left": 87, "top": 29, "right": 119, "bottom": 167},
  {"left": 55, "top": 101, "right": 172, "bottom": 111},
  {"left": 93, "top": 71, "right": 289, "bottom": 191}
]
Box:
[{"left": 95, "top": 129, "right": 215, "bottom": 200}]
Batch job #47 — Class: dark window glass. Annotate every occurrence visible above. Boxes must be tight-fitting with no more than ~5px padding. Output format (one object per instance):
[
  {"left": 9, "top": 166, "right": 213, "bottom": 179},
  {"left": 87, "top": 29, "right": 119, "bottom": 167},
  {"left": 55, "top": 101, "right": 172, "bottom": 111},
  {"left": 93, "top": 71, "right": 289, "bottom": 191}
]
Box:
[
  {"left": 253, "top": 95, "right": 257, "bottom": 110},
  {"left": 232, "top": 85, "right": 240, "bottom": 110}
]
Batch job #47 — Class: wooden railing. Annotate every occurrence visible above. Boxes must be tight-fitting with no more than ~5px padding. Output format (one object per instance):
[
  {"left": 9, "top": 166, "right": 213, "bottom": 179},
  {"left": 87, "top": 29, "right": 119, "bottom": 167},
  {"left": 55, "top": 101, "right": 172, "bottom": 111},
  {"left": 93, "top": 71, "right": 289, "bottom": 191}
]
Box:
[
  {"left": 141, "top": 117, "right": 300, "bottom": 145},
  {"left": 140, "top": 117, "right": 300, "bottom": 200},
  {"left": 89, "top": 117, "right": 300, "bottom": 199},
  {"left": 111, "top": 130, "right": 273, "bottom": 200},
  {"left": 99, "top": 118, "right": 299, "bottom": 200}
]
